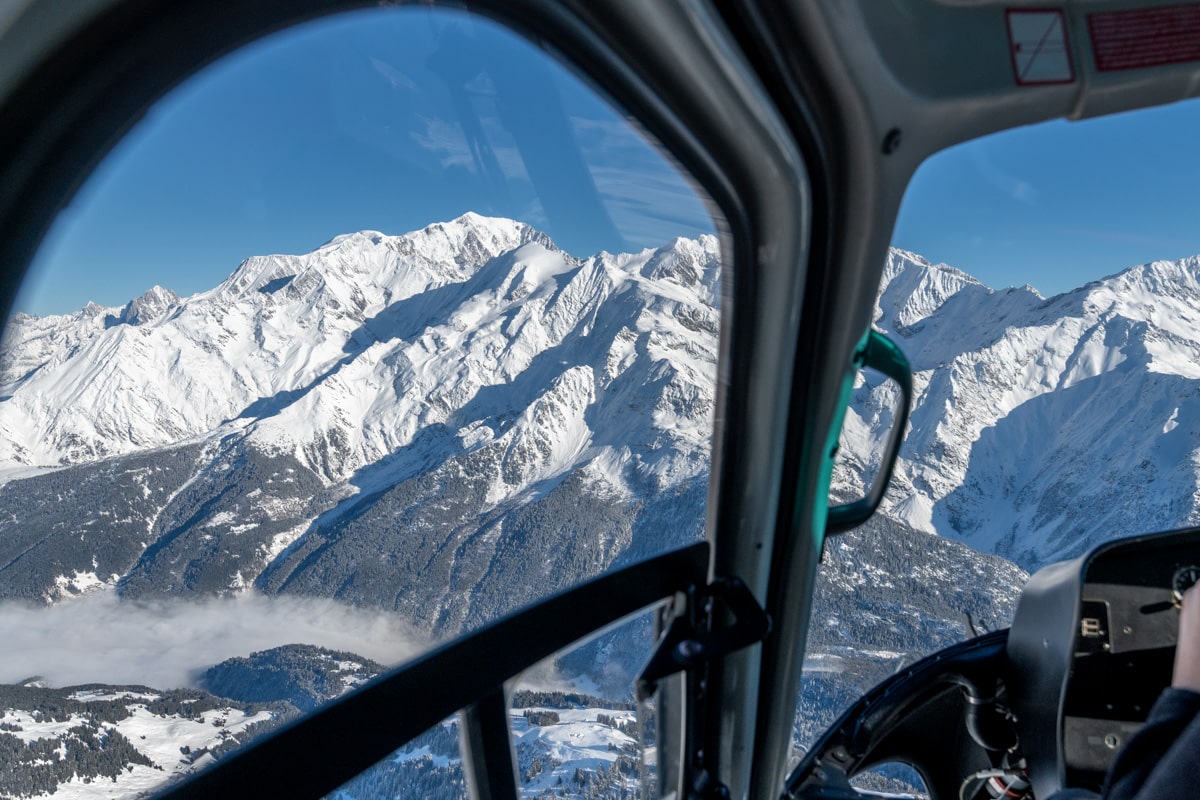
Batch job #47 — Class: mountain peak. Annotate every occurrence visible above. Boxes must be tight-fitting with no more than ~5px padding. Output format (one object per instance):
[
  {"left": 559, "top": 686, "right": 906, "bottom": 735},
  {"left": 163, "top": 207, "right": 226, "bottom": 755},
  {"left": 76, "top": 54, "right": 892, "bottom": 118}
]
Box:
[
  {"left": 212, "top": 215, "right": 557, "bottom": 303},
  {"left": 108, "top": 285, "right": 181, "bottom": 327},
  {"left": 638, "top": 235, "right": 721, "bottom": 301},
  {"left": 883, "top": 248, "right": 983, "bottom": 286},
  {"left": 318, "top": 230, "right": 387, "bottom": 249},
  {"left": 400, "top": 213, "right": 555, "bottom": 267},
  {"left": 455, "top": 210, "right": 502, "bottom": 227},
  {"left": 1105, "top": 254, "right": 1200, "bottom": 298},
  {"left": 876, "top": 247, "right": 988, "bottom": 333}
]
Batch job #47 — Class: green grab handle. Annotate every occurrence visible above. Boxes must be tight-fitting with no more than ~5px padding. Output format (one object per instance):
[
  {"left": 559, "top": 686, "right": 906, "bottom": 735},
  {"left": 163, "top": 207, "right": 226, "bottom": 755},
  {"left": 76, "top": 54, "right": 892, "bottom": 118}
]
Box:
[{"left": 825, "top": 329, "right": 913, "bottom": 535}]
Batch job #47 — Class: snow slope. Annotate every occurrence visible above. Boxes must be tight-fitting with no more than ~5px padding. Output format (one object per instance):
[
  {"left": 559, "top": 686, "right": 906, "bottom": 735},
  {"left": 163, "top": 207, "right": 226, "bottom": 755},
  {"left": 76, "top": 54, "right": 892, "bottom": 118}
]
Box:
[{"left": 856, "top": 249, "right": 1200, "bottom": 567}]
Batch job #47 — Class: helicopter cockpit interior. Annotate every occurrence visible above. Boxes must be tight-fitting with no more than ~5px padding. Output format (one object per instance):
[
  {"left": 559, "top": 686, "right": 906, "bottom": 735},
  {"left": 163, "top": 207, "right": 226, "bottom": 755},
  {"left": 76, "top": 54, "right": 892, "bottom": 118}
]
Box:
[
  {"left": 790, "top": 526, "right": 1200, "bottom": 800},
  {"left": 0, "top": 1, "right": 1198, "bottom": 800}
]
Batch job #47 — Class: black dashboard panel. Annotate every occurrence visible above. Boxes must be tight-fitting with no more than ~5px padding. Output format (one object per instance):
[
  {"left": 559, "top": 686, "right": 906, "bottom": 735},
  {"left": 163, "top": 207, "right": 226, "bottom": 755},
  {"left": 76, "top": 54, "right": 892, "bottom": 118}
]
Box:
[
  {"left": 1061, "top": 532, "right": 1198, "bottom": 787},
  {"left": 1008, "top": 526, "right": 1200, "bottom": 798}
]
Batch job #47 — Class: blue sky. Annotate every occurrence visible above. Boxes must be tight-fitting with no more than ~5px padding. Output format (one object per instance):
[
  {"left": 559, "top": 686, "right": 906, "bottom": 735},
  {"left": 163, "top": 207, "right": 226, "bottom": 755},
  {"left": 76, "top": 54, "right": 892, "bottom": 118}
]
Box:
[
  {"left": 15, "top": 7, "right": 1200, "bottom": 316},
  {"left": 18, "top": 7, "right": 714, "bottom": 317},
  {"left": 893, "top": 100, "right": 1200, "bottom": 296}
]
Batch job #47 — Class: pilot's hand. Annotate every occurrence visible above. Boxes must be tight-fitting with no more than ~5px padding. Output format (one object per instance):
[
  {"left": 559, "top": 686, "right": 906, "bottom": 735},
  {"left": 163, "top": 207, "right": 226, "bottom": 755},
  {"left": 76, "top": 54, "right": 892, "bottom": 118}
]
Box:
[{"left": 1173, "top": 584, "right": 1200, "bottom": 693}]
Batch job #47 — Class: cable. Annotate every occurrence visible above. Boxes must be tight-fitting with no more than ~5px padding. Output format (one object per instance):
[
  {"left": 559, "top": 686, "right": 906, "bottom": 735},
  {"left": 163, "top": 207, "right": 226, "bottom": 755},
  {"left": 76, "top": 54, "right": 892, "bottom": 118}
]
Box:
[{"left": 958, "top": 768, "right": 1008, "bottom": 800}]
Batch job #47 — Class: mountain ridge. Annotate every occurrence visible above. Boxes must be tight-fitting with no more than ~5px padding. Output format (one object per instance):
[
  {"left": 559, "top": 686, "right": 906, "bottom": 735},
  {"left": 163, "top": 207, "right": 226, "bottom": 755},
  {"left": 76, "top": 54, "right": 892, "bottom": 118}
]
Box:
[
  {"left": 0, "top": 215, "right": 720, "bottom": 635},
  {"left": 858, "top": 248, "right": 1200, "bottom": 567},
  {"left": 3, "top": 216, "right": 1198, "bottom": 600},
  {"left": 2, "top": 219, "right": 1195, "bottom": 800}
]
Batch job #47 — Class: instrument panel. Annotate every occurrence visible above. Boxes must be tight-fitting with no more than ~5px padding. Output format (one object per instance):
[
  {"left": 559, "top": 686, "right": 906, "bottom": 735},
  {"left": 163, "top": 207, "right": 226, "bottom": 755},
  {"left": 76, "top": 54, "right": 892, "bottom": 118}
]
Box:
[{"left": 1061, "top": 533, "right": 1199, "bottom": 786}]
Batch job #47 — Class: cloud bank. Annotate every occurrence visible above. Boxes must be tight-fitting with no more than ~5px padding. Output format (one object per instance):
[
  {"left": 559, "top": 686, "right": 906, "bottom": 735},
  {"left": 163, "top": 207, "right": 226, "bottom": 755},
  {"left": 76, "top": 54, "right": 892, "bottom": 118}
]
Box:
[{"left": 0, "top": 591, "right": 430, "bottom": 690}]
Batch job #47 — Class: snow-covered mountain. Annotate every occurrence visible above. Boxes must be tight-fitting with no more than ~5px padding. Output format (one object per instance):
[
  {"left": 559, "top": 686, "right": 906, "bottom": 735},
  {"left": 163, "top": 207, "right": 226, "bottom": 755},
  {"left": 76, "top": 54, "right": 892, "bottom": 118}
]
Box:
[
  {"left": 7, "top": 214, "right": 1200, "bottom": 601},
  {"left": 8, "top": 216, "right": 1135, "bottom": 798},
  {"left": 7, "top": 216, "right": 1199, "bottom": 593},
  {"left": 1, "top": 212, "right": 715, "bottom": 483},
  {"left": 0, "top": 214, "right": 719, "bottom": 630},
  {"left": 851, "top": 249, "right": 1200, "bottom": 568}
]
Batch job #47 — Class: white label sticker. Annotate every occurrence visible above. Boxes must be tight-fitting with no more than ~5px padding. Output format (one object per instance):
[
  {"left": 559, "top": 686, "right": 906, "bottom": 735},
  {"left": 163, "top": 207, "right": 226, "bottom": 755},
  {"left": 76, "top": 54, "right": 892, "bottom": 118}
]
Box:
[{"left": 1007, "top": 9, "right": 1074, "bottom": 85}]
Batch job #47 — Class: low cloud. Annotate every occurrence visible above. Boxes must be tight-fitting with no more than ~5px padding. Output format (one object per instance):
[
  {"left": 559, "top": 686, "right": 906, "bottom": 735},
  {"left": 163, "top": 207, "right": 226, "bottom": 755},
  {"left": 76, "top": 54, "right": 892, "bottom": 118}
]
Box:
[{"left": 0, "top": 591, "right": 430, "bottom": 690}]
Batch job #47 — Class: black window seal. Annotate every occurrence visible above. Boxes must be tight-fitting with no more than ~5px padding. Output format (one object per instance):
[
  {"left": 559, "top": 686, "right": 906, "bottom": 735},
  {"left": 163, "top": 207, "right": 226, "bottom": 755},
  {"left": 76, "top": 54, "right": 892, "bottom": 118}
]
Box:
[{"left": 154, "top": 542, "right": 709, "bottom": 799}]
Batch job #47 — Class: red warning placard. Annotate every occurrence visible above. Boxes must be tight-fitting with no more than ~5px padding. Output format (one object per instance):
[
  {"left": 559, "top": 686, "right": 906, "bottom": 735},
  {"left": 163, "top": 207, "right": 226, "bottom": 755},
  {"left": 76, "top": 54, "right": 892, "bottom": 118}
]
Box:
[{"left": 1088, "top": 5, "right": 1200, "bottom": 71}]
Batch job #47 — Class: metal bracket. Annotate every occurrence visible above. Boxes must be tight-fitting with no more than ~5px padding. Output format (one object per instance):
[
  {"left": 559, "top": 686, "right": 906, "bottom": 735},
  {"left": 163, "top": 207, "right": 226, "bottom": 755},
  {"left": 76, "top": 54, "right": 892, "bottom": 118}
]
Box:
[
  {"left": 637, "top": 575, "right": 771, "bottom": 700},
  {"left": 637, "top": 575, "right": 771, "bottom": 800}
]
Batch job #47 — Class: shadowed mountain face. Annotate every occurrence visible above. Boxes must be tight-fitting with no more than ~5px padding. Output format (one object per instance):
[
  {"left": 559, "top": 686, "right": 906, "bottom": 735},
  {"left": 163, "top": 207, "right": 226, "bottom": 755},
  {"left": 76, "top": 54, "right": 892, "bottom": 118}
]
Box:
[
  {"left": 0, "top": 214, "right": 719, "bottom": 639},
  {"left": 838, "top": 249, "right": 1200, "bottom": 569}
]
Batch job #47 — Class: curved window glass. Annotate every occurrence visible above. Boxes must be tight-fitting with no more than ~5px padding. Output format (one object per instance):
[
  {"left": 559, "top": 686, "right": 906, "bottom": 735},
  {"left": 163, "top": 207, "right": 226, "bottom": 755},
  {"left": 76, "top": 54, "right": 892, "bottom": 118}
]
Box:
[{"left": 0, "top": 6, "right": 718, "bottom": 796}]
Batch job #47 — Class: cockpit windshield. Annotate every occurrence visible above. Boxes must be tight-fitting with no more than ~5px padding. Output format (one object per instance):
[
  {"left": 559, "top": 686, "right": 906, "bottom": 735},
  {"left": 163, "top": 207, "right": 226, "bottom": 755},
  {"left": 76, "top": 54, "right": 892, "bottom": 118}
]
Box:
[
  {"left": 797, "top": 96, "right": 1200, "bottom": 793},
  {"left": 6, "top": 1, "right": 1200, "bottom": 798}
]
